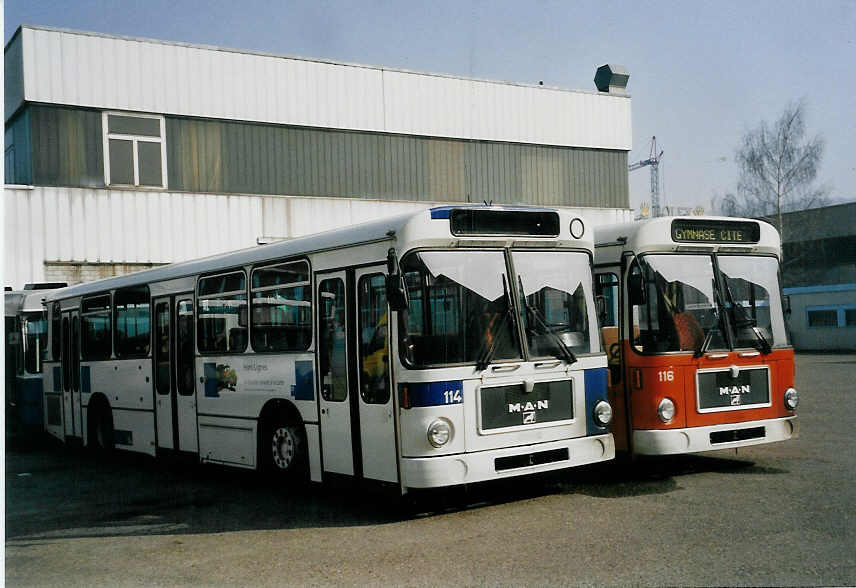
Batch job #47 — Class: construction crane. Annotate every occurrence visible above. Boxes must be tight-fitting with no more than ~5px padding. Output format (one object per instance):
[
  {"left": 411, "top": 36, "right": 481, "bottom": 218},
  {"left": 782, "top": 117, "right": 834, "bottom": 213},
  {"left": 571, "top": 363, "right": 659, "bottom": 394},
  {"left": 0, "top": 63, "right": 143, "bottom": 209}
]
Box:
[{"left": 629, "top": 136, "right": 664, "bottom": 217}]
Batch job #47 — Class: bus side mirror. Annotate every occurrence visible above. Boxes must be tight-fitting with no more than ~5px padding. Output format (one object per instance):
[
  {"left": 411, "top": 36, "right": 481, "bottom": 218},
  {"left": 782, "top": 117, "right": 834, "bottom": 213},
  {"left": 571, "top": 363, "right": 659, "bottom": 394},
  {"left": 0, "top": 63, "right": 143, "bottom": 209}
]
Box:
[
  {"left": 784, "top": 295, "right": 792, "bottom": 318},
  {"left": 628, "top": 273, "right": 645, "bottom": 306},
  {"left": 386, "top": 248, "right": 410, "bottom": 312}
]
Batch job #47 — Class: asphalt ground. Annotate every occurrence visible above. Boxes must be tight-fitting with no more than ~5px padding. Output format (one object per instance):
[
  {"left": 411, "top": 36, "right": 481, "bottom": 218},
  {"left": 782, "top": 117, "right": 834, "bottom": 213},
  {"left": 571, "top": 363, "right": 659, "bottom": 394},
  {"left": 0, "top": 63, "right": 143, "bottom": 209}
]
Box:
[{"left": 4, "top": 353, "right": 855, "bottom": 586}]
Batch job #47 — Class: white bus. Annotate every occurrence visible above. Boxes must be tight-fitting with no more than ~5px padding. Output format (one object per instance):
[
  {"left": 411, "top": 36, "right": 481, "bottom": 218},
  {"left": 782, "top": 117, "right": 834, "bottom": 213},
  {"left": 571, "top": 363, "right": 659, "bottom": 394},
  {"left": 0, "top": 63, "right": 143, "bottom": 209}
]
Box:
[{"left": 42, "top": 206, "right": 614, "bottom": 493}]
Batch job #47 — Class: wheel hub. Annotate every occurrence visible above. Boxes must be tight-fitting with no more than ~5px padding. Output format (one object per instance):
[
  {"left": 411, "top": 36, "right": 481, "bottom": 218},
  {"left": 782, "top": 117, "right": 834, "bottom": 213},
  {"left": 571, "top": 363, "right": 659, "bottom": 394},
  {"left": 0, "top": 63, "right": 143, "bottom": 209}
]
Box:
[{"left": 271, "top": 427, "right": 295, "bottom": 470}]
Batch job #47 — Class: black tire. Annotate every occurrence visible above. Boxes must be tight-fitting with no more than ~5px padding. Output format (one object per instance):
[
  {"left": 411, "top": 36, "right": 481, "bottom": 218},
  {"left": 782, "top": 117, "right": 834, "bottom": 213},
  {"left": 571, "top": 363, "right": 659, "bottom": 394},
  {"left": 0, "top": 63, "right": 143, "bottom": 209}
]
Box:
[
  {"left": 259, "top": 415, "right": 308, "bottom": 480},
  {"left": 88, "top": 402, "right": 114, "bottom": 454}
]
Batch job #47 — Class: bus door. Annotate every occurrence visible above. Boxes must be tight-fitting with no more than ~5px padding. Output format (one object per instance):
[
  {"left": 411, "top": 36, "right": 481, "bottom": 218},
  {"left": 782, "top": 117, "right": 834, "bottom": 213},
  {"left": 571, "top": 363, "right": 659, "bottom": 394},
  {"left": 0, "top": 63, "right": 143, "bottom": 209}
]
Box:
[
  {"left": 316, "top": 271, "right": 355, "bottom": 476},
  {"left": 154, "top": 295, "right": 199, "bottom": 453},
  {"left": 354, "top": 267, "right": 398, "bottom": 483},
  {"left": 61, "top": 309, "right": 82, "bottom": 439}
]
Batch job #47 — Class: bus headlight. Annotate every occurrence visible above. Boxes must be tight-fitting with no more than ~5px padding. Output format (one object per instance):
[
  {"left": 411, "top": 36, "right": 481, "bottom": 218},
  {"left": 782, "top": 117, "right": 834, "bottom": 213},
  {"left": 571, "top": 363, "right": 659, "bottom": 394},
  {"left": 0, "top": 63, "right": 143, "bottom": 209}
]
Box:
[
  {"left": 427, "top": 419, "right": 453, "bottom": 448},
  {"left": 593, "top": 400, "right": 613, "bottom": 427},
  {"left": 657, "top": 398, "right": 676, "bottom": 423},
  {"left": 784, "top": 387, "right": 799, "bottom": 410}
]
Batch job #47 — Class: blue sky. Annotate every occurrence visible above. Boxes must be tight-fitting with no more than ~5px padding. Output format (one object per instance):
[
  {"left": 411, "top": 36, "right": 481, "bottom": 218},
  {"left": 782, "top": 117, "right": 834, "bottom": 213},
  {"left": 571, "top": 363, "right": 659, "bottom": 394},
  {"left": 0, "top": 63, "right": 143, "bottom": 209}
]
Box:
[{"left": 5, "top": 0, "right": 855, "bottom": 213}]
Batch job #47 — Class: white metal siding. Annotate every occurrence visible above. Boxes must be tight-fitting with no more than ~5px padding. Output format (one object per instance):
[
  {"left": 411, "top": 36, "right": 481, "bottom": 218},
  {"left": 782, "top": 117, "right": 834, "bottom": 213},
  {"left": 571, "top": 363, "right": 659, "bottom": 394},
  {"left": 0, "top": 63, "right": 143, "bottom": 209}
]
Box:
[
  {"left": 15, "top": 26, "right": 631, "bottom": 150},
  {"left": 4, "top": 186, "right": 632, "bottom": 289}
]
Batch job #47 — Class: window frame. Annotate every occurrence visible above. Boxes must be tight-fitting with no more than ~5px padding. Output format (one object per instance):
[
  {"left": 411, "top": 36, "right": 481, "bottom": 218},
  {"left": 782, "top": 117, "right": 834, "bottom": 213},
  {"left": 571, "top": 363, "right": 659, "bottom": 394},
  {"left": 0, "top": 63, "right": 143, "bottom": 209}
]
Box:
[
  {"left": 81, "top": 293, "right": 113, "bottom": 361},
  {"left": 806, "top": 305, "right": 856, "bottom": 329},
  {"left": 102, "top": 111, "right": 168, "bottom": 189},
  {"left": 196, "top": 269, "right": 249, "bottom": 355},
  {"left": 113, "top": 285, "right": 152, "bottom": 359},
  {"left": 249, "top": 258, "right": 313, "bottom": 353}
]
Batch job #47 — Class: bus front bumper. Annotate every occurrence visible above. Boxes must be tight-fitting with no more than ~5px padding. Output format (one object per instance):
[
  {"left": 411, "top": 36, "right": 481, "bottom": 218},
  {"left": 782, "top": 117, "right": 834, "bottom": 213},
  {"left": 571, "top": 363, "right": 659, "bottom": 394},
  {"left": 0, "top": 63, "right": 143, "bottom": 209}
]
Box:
[
  {"left": 400, "top": 434, "right": 614, "bottom": 489},
  {"left": 633, "top": 415, "right": 799, "bottom": 455}
]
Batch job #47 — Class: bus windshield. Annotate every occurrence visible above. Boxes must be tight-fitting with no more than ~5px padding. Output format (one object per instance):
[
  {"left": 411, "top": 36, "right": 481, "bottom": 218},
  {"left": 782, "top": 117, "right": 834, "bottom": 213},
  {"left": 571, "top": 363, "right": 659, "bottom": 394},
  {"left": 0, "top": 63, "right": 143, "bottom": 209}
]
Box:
[
  {"left": 399, "top": 249, "right": 598, "bottom": 367},
  {"left": 400, "top": 250, "right": 520, "bottom": 367},
  {"left": 513, "top": 251, "right": 598, "bottom": 358},
  {"left": 717, "top": 255, "right": 788, "bottom": 348},
  {"left": 22, "top": 312, "right": 48, "bottom": 374},
  {"left": 631, "top": 254, "right": 787, "bottom": 354}
]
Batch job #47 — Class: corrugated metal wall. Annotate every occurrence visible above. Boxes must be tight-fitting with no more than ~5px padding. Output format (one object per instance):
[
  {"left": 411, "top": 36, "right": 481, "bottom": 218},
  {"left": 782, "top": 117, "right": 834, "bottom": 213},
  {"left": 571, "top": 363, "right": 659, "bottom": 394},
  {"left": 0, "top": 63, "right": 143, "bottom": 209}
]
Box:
[
  {"left": 167, "top": 117, "right": 628, "bottom": 207},
  {"left": 4, "top": 110, "right": 32, "bottom": 184},
  {"left": 29, "top": 105, "right": 103, "bottom": 187},
  {"left": 3, "top": 186, "right": 634, "bottom": 289},
  {"left": 11, "top": 26, "right": 632, "bottom": 150},
  {"left": 22, "top": 106, "right": 628, "bottom": 208}
]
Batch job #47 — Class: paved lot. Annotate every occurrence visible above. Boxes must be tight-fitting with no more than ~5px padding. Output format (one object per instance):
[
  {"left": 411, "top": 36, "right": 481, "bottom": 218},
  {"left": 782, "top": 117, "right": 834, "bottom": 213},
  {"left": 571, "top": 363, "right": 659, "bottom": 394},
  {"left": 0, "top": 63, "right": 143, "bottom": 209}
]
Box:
[{"left": 5, "top": 353, "right": 856, "bottom": 586}]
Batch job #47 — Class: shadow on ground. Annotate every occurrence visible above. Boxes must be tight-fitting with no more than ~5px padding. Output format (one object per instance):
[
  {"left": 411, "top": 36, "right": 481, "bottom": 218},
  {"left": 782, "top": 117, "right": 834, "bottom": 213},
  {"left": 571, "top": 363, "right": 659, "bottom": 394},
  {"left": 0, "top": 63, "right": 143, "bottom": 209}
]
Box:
[{"left": 4, "top": 432, "right": 786, "bottom": 542}]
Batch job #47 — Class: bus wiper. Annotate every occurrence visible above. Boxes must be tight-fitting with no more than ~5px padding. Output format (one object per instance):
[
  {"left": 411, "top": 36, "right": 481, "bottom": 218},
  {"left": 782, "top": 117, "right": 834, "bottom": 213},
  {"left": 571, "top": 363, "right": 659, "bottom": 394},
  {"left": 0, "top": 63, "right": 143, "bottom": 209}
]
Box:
[
  {"left": 475, "top": 275, "right": 515, "bottom": 371},
  {"left": 720, "top": 273, "right": 772, "bottom": 355},
  {"left": 694, "top": 329, "right": 715, "bottom": 358},
  {"left": 518, "top": 276, "right": 577, "bottom": 365},
  {"left": 695, "top": 280, "right": 723, "bottom": 358}
]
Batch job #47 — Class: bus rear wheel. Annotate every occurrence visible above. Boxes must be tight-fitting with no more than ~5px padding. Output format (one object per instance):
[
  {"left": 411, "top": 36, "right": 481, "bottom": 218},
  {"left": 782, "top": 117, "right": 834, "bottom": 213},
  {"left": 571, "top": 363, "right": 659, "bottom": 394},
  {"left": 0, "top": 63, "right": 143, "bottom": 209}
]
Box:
[
  {"left": 88, "top": 403, "right": 114, "bottom": 454},
  {"left": 260, "top": 417, "right": 307, "bottom": 479}
]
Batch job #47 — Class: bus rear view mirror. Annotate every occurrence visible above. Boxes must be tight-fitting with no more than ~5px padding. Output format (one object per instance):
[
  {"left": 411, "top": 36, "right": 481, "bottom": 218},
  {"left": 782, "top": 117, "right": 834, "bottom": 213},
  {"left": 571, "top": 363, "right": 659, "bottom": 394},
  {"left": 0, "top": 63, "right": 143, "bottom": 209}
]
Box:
[
  {"left": 386, "top": 248, "right": 410, "bottom": 312},
  {"left": 628, "top": 273, "right": 645, "bottom": 306}
]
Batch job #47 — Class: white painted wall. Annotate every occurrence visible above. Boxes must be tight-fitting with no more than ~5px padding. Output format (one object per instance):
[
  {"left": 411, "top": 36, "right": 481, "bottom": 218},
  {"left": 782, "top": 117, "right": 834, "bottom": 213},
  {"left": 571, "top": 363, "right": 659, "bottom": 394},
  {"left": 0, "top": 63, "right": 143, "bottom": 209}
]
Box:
[
  {"left": 3, "top": 186, "right": 633, "bottom": 289},
  {"left": 8, "top": 26, "right": 632, "bottom": 151}
]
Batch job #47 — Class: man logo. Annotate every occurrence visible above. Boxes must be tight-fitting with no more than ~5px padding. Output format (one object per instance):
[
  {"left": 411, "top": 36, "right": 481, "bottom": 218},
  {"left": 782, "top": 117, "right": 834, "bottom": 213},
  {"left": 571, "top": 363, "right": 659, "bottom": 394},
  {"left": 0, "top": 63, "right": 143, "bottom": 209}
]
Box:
[
  {"left": 523, "top": 412, "right": 536, "bottom": 424},
  {"left": 508, "top": 400, "right": 549, "bottom": 413}
]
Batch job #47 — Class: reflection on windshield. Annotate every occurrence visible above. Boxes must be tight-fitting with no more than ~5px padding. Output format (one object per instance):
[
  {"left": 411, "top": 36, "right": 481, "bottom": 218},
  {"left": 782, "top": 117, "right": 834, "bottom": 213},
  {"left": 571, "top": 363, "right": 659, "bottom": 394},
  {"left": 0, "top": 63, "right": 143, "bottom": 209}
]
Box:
[
  {"left": 513, "top": 251, "right": 598, "bottom": 358},
  {"left": 717, "top": 256, "right": 787, "bottom": 348},
  {"left": 632, "top": 255, "right": 727, "bottom": 353},
  {"left": 400, "top": 251, "right": 520, "bottom": 367},
  {"left": 632, "top": 254, "right": 788, "bottom": 354}
]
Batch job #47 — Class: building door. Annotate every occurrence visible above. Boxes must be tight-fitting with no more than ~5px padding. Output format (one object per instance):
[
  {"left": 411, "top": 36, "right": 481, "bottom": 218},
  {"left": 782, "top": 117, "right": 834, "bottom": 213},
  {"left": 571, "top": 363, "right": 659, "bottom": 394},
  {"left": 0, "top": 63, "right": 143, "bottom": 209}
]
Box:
[
  {"left": 316, "top": 271, "right": 354, "bottom": 476},
  {"left": 354, "top": 267, "right": 398, "bottom": 483}
]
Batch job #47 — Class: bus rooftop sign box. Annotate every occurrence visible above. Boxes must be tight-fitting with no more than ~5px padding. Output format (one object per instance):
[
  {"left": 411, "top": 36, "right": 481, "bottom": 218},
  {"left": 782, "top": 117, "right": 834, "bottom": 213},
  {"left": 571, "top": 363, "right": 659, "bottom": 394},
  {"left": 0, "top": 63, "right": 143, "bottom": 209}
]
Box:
[{"left": 671, "top": 219, "right": 761, "bottom": 244}]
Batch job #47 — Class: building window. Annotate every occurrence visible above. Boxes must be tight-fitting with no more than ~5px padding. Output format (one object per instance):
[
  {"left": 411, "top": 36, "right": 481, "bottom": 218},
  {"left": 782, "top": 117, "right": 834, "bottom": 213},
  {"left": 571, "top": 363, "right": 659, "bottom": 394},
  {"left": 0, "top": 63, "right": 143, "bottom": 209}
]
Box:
[
  {"left": 807, "top": 305, "right": 856, "bottom": 328},
  {"left": 103, "top": 112, "right": 167, "bottom": 188}
]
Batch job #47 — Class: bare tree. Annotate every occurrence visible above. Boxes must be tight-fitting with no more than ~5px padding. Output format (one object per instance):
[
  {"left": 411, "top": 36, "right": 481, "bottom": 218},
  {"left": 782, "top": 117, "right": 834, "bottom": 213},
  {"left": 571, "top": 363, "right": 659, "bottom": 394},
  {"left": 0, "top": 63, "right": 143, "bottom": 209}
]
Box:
[{"left": 715, "top": 100, "right": 828, "bottom": 244}]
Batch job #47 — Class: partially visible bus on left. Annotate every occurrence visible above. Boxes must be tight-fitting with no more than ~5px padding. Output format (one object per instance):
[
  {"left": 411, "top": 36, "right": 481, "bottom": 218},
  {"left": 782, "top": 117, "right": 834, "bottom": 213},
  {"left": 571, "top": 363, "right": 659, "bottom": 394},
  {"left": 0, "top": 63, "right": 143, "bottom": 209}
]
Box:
[{"left": 5, "top": 286, "right": 64, "bottom": 433}]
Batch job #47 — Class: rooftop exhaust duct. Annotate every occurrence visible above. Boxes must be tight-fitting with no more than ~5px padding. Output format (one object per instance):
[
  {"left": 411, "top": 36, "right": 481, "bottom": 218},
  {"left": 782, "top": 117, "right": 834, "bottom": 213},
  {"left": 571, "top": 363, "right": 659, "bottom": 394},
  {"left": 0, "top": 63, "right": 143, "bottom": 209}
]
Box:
[{"left": 594, "top": 64, "right": 629, "bottom": 95}]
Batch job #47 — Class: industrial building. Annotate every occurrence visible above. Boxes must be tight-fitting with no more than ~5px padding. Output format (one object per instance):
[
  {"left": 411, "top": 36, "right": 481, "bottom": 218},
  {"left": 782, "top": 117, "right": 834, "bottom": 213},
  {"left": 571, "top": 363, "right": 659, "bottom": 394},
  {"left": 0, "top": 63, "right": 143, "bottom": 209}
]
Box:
[
  {"left": 4, "top": 25, "right": 634, "bottom": 288},
  {"left": 775, "top": 202, "right": 856, "bottom": 351}
]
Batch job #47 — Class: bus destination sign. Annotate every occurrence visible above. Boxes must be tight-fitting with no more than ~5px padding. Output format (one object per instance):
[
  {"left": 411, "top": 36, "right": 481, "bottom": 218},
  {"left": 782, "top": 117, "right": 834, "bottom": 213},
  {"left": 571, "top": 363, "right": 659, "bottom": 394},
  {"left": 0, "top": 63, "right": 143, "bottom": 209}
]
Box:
[{"left": 671, "top": 219, "right": 760, "bottom": 244}]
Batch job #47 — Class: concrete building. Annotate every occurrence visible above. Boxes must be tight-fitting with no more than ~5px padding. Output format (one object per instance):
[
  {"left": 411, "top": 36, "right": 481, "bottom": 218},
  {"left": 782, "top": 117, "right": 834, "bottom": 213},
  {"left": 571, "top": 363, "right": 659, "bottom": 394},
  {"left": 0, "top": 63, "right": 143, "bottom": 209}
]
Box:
[
  {"left": 773, "top": 202, "right": 856, "bottom": 351},
  {"left": 4, "top": 26, "right": 634, "bottom": 289}
]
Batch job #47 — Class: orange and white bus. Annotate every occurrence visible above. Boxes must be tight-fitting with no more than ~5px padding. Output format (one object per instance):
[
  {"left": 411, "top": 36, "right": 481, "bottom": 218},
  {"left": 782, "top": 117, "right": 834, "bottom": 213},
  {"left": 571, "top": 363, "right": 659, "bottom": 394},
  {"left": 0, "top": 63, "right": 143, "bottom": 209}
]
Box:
[{"left": 594, "top": 217, "right": 798, "bottom": 455}]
